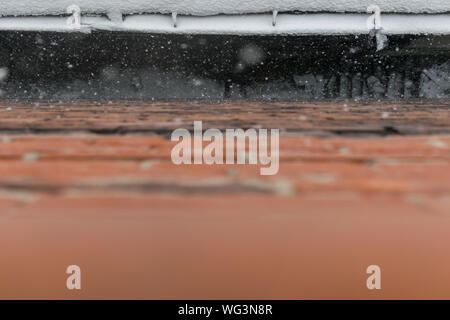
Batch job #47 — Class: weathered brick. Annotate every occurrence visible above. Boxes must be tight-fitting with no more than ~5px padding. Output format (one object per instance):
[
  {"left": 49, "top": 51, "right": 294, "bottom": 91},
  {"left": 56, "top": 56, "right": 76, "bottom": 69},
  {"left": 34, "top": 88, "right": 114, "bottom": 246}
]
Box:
[{"left": 0, "top": 102, "right": 450, "bottom": 299}]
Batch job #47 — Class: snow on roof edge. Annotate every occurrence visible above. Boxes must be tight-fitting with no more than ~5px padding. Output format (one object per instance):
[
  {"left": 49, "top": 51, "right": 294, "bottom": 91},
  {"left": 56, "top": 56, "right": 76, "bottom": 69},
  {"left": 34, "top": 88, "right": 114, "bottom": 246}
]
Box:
[
  {"left": 1, "top": 0, "right": 450, "bottom": 17},
  {"left": 1, "top": 14, "right": 449, "bottom": 36}
]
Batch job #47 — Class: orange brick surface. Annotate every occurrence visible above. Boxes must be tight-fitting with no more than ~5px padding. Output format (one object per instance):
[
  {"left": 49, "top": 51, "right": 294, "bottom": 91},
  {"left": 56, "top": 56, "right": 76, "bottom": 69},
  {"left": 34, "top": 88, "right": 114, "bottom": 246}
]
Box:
[{"left": 0, "top": 101, "right": 449, "bottom": 299}]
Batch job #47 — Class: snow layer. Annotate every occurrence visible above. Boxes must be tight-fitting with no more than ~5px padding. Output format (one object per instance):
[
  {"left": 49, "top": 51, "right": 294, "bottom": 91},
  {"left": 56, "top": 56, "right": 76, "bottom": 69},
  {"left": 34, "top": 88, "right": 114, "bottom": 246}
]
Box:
[
  {"left": 1, "top": 0, "right": 450, "bottom": 17},
  {"left": 1, "top": 14, "right": 450, "bottom": 35}
]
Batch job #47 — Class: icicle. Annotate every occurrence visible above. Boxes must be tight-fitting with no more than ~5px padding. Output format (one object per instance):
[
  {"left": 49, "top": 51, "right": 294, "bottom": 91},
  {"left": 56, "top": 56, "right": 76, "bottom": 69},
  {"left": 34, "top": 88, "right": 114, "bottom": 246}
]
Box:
[
  {"left": 367, "top": 5, "right": 381, "bottom": 30},
  {"left": 67, "top": 4, "right": 81, "bottom": 30},
  {"left": 172, "top": 12, "right": 178, "bottom": 28},
  {"left": 375, "top": 32, "right": 388, "bottom": 51},
  {"left": 272, "top": 10, "right": 278, "bottom": 27},
  {"left": 367, "top": 5, "right": 388, "bottom": 51}
]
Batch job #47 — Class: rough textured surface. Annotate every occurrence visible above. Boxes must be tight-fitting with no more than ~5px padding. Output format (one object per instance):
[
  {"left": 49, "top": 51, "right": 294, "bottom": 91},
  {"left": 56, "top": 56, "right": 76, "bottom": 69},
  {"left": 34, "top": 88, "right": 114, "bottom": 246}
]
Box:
[
  {"left": 1, "top": 0, "right": 450, "bottom": 17},
  {"left": 0, "top": 101, "right": 449, "bottom": 135},
  {"left": 0, "top": 101, "right": 450, "bottom": 299}
]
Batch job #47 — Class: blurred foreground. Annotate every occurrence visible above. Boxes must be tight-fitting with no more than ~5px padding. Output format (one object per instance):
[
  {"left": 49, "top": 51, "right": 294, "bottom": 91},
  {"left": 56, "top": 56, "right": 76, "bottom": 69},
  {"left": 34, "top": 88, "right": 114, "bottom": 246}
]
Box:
[{"left": 0, "top": 101, "right": 449, "bottom": 299}]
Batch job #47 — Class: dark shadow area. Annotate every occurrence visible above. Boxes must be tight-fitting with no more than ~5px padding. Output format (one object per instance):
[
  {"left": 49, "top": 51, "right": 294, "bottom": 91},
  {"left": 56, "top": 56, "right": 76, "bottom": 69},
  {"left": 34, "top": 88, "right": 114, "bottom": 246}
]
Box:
[{"left": 0, "top": 32, "right": 449, "bottom": 101}]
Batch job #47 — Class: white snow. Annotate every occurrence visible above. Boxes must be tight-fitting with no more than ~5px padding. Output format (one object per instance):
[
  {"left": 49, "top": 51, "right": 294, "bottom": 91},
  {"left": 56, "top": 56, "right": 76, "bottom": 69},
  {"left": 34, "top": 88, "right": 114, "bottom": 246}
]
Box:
[
  {"left": 0, "top": 0, "right": 449, "bottom": 17},
  {"left": 0, "top": 13, "right": 449, "bottom": 35}
]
